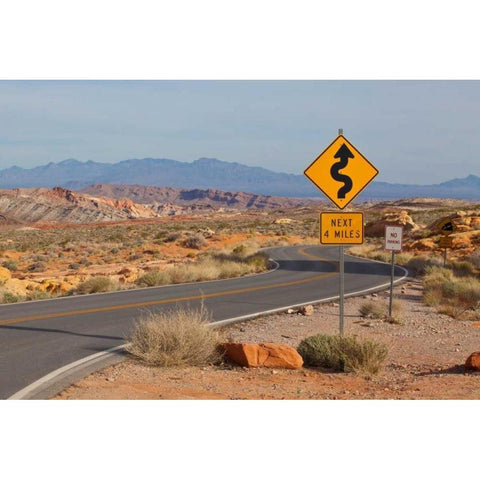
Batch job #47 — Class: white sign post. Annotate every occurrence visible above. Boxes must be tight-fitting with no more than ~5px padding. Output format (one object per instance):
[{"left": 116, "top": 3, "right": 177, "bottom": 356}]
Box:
[{"left": 385, "top": 225, "right": 403, "bottom": 317}]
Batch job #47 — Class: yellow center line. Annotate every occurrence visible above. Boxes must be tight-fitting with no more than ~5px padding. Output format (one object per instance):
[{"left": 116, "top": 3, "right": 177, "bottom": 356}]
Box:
[{"left": 0, "top": 246, "right": 338, "bottom": 326}]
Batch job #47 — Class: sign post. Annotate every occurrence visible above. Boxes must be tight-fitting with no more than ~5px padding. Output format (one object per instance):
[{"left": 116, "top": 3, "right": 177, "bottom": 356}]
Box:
[
  {"left": 385, "top": 225, "right": 403, "bottom": 317},
  {"left": 304, "top": 130, "right": 378, "bottom": 335},
  {"left": 436, "top": 218, "right": 455, "bottom": 267},
  {"left": 439, "top": 235, "right": 453, "bottom": 267}
]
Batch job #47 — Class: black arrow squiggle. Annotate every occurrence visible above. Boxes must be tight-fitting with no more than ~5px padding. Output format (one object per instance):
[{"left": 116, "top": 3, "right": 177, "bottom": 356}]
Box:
[{"left": 331, "top": 143, "right": 354, "bottom": 199}]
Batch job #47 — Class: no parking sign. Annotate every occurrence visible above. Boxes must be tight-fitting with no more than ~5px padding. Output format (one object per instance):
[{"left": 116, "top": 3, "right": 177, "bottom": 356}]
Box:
[{"left": 385, "top": 225, "right": 403, "bottom": 252}]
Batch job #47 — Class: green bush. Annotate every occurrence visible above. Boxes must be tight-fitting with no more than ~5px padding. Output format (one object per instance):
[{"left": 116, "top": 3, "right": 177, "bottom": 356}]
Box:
[{"left": 297, "top": 333, "right": 388, "bottom": 375}]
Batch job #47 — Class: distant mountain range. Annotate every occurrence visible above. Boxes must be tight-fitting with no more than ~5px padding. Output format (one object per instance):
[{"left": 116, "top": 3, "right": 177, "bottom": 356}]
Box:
[{"left": 0, "top": 157, "right": 479, "bottom": 200}]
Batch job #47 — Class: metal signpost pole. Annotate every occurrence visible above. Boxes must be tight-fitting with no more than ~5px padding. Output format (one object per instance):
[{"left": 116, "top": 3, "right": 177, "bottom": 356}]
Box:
[
  {"left": 339, "top": 244, "right": 345, "bottom": 335},
  {"left": 338, "top": 129, "right": 344, "bottom": 336},
  {"left": 389, "top": 250, "right": 395, "bottom": 317}
]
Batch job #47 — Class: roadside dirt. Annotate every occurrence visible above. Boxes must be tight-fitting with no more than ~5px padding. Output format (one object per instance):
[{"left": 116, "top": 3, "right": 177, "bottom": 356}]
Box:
[{"left": 53, "top": 279, "right": 480, "bottom": 400}]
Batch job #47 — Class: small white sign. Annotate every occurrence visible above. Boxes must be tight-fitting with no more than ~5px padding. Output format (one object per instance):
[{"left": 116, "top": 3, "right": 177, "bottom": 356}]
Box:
[{"left": 385, "top": 225, "right": 403, "bottom": 252}]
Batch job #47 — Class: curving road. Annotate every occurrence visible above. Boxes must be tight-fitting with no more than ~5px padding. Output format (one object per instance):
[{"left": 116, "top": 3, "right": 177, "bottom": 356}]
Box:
[{"left": 0, "top": 245, "right": 407, "bottom": 399}]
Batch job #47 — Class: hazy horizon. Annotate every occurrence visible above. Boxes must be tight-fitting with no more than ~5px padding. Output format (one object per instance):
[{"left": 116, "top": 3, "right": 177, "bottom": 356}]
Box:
[
  {"left": 1, "top": 80, "right": 479, "bottom": 184},
  {"left": 0, "top": 154, "right": 478, "bottom": 187}
]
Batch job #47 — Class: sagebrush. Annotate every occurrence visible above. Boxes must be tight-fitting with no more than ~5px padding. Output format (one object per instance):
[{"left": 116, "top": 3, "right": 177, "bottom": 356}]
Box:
[{"left": 297, "top": 333, "right": 388, "bottom": 375}]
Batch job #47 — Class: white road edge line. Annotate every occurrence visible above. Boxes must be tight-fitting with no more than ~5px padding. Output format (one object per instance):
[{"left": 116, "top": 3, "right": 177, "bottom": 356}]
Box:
[{"left": 9, "top": 260, "right": 408, "bottom": 400}]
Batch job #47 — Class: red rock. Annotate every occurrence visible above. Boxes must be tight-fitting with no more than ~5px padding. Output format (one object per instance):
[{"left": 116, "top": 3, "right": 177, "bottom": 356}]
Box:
[
  {"left": 465, "top": 352, "right": 480, "bottom": 370},
  {"left": 222, "top": 342, "right": 303, "bottom": 369}
]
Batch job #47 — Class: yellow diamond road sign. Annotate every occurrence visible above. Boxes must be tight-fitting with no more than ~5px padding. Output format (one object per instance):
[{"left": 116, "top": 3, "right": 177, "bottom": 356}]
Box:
[{"left": 304, "top": 134, "right": 379, "bottom": 210}]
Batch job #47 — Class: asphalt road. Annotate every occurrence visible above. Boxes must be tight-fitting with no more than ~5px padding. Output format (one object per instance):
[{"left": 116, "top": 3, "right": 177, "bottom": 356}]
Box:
[{"left": 0, "top": 245, "right": 406, "bottom": 399}]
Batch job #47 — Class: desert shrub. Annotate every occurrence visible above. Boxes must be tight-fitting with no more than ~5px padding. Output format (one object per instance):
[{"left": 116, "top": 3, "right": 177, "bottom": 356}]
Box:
[
  {"left": 450, "top": 261, "right": 475, "bottom": 277},
  {"left": 3, "top": 291, "right": 20, "bottom": 303},
  {"left": 25, "top": 290, "right": 53, "bottom": 301},
  {"left": 467, "top": 251, "right": 480, "bottom": 269},
  {"left": 76, "top": 276, "right": 119, "bottom": 294},
  {"left": 79, "top": 257, "right": 93, "bottom": 266},
  {"left": 136, "top": 270, "right": 170, "bottom": 287},
  {"left": 394, "top": 252, "right": 414, "bottom": 266},
  {"left": 164, "top": 232, "right": 181, "bottom": 243},
  {"left": 359, "top": 299, "right": 403, "bottom": 322},
  {"left": 232, "top": 244, "right": 247, "bottom": 256},
  {"left": 154, "top": 230, "right": 168, "bottom": 240},
  {"left": 128, "top": 253, "right": 143, "bottom": 261},
  {"left": 134, "top": 250, "right": 270, "bottom": 289},
  {"left": 423, "top": 267, "right": 480, "bottom": 318},
  {"left": 297, "top": 333, "right": 388, "bottom": 375},
  {"left": 406, "top": 255, "right": 443, "bottom": 276},
  {"left": 27, "top": 261, "right": 46, "bottom": 272},
  {"left": 372, "top": 252, "right": 390, "bottom": 263},
  {"left": 126, "top": 305, "right": 224, "bottom": 367},
  {"left": 68, "top": 263, "right": 80, "bottom": 270},
  {"left": 246, "top": 253, "right": 269, "bottom": 270},
  {"left": 182, "top": 233, "right": 206, "bottom": 250},
  {"left": 359, "top": 300, "right": 385, "bottom": 319},
  {"left": 2, "top": 259, "right": 18, "bottom": 271}
]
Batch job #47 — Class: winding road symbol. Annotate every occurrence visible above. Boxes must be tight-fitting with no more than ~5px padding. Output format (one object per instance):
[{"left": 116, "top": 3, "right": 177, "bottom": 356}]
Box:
[{"left": 331, "top": 143, "right": 354, "bottom": 199}]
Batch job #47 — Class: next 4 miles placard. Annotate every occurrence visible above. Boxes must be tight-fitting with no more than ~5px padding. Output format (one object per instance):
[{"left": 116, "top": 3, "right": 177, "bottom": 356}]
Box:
[{"left": 319, "top": 212, "right": 364, "bottom": 245}]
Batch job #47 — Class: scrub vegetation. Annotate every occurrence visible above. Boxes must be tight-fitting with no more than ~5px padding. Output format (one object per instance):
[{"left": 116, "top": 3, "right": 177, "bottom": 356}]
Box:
[
  {"left": 297, "top": 333, "right": 389, "bottom": 376},
  {"left": 126, "top": 305, "right": 224, "bottom": 367},
  {"left": 423, "top": 267, "right": 480, "bottom": 319}
]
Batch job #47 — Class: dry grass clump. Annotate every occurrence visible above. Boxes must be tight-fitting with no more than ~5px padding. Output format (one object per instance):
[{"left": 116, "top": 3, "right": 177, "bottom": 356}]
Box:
[
  {"left": 348, "top": 245, "right": 413, "bottom": 266},
  {"left": 2, "top": 259, "right": 18, "bottom": 271},
  {"left": 126, "top": 305, "right": 224, "bottom": 367},
  {"left": 406, "top": 255, "right": 443, "bottom": 276},
  {"left": 136, "top": 270, "right": 170, "bottom": 287},
  {"left": 359, "top": 300, "right": 385, "bottom": 319},
  {"left": 2, "top": 291, "right": 20, "bottom": 303},
  {"left": 182, "top": 233, "right": 207, "bottom": 250},
  {"left": 450, "top": 261, "right": 475, "bottom": 277},
  {"left": 467, "top": 251, "right": 480, "bottom": 269},
  {"left": 359, "top": 299, "right": 403, "bottom": 323},
  {"left": 76, "top": 276, "right": 119, "bottom": 294},
  {"left": 423, "top": 267, "right": 480, "bottom": 318},
  {"left": 297, "top": 333, "right": 388, "bottom": 375},
  {"left": 135, "top": 250, "right": 270, "bottom": 287}
]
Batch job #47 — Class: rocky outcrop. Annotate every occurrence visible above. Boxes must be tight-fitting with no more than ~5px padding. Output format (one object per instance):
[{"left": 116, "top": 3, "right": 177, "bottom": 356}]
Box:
[
  {"left": 82, "top": 184, "right": 310, "bottom": 210},
  {"left": 0, "top": 187, "right": 160, "bottom": 224},
  {"left": 221, "top": 342, "right": 303, "bottom": 369},
  {"left": 465, "top": 352, "right": 480, "bottom": 371},
  {"left": 365, "top": 210, "right": 418, "bottom": 237}
]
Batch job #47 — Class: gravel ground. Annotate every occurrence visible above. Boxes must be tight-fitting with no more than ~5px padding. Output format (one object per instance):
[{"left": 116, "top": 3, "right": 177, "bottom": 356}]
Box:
[{"left": 53, "top": 280, "right": 480, "bottom": 400}]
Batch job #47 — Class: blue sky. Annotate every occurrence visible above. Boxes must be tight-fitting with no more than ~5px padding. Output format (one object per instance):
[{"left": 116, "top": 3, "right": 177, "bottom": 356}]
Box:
[{"left": 0, "top": 80, "right": 479, "bottom": 184}]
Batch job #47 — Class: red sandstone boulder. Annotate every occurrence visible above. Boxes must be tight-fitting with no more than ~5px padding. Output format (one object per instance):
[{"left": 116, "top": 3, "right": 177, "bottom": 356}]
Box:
[
  {"left": 222, "top": 342, "right": 303, "bottom": 369},
  {"left": 465, "top": 352, "right": 480, "bottom": 371}
]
